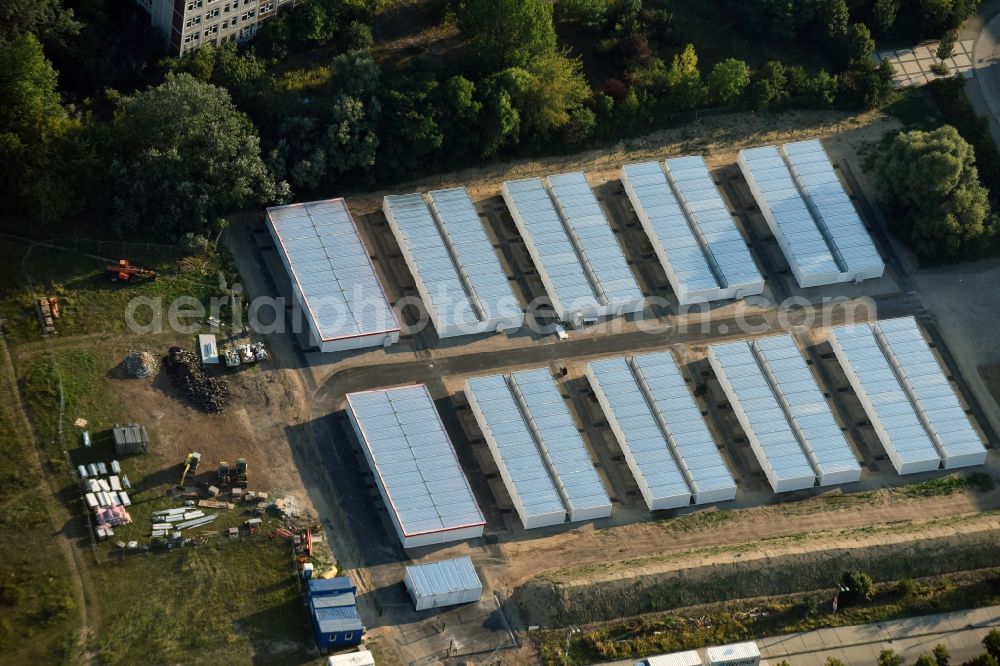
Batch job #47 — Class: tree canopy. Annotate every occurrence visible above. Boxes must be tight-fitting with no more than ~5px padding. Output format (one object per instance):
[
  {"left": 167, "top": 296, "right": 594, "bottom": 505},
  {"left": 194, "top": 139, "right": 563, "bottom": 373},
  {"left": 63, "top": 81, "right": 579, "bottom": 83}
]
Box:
[
  {"left": 111, "top": 73, "right": 280, "bottom": 239},
  {"left": 870, "top": 125, "right": 994, "bottom": 262},
  {"left": 458, "top": 0, "right": 558, "bottom": 70}
]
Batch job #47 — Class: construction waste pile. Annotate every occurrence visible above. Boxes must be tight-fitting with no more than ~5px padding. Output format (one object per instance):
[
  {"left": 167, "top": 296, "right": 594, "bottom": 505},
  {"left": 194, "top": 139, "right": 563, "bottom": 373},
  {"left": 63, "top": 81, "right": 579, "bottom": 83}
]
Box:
[
  {"left": 165, "top": 346, "right": 229, "bottom": 413},
  {"left": 223, "top": 341, "right": 269, "bottom": 367},
  {"left": 79, "top": 459, "right": 133, "bottom": 539},
  {"left": 124, "top": 350, "right": 158, "bottom": 378}
]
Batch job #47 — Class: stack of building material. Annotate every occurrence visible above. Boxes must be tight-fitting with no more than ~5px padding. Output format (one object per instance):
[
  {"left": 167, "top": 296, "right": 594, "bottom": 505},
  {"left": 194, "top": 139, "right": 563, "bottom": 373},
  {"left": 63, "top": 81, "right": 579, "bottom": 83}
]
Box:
[{"left": 81, "top": 459, "right": 134, "bottom": 537}]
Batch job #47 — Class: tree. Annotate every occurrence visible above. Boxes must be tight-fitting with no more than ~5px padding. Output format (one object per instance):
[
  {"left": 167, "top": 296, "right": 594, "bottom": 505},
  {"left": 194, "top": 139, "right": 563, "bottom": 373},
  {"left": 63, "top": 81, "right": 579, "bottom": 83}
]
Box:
[
  {"left": 556, "top": 0, "right": 610, "bottom": 29},
  {"left": 839, "top": 571, "right": 876, "bottom": 605},
  {"left": 515, "top": 51, "right": 591, "bottom": 136},
  {"left": 986, "top": 629, "right": 1000, "bottom": 661},
  {"left": 110, "top": 73, "right": 278, "bottom": 239},
  {"left": 963, "top": 655, "right": 1000, "bottom": 666},
  {"left": 878, "top": 649, "right": 903, "bottom": 666},
  {"left": 377, "top": 73, "right": 443, "bottom": 178},
  {"left": 458, "top": 0, "right": 557, "bottom": 70},
  {"left": 873, "top": 0, "right": 900, "bottom": 36},
  {"left": 825, "top": 658, "right": 847, "bottom": 666},
  {"left": 479, "top": 86, "right": 520, "bottom": 157},
  {"left": 845, "top": 22, "right": 875, "bottom": 66},
  {"left": 915, "top": 656, "right": 937, "bottom": 666},
  {"left": 440, "top": 75, "right": 482, "bottom": 157},
  {"left": 0, "top": 0, "right": 81, "bottom": 48},
  {"left": 664, "top": 44, "right": 703, "bottom": 111},
  {"left": 707, "top": 58, "right": 751, "bottom": 106},
  {"left": 836, "top": 59, "right": 894, "bottom": 110},
  {"left": 938, "top": 29, "right": 958, "bottom": 61},
  {"left": 932, "top": 644, "right": 950, "bottom": 666},
  {"left": 821, "top": 0, "right": 850, "bottom": 41},
  {"left": 749, "top": 61, "right": 789, "bottom": 111},
  {"left": 869, "top": 125, "right": 992, "bottom": 262}
]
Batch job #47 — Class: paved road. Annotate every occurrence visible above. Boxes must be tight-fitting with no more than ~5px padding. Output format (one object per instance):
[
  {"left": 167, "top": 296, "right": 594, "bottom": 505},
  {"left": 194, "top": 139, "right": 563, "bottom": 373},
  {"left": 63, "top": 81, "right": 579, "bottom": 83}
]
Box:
[
  {"left": 971, "top": 0, "right": 1000, "bottom": 142},
  {"left": 596, "top": 605, "right": 1000, "bottom": 666}
]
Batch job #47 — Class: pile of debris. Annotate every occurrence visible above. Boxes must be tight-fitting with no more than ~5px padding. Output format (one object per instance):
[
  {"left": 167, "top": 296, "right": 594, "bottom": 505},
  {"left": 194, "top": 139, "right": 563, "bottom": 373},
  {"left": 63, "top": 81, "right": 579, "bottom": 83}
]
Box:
[
  {"left": 124, "top": 350, "right": 158, "bottom": 378},
  {"left": 164, "top": 346, "right": 229, "bottom": 413}
]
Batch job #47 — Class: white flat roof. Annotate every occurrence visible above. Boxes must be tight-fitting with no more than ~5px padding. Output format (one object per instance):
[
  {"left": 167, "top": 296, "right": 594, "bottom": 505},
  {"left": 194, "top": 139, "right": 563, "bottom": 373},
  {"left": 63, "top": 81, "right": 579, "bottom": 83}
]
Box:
[
  {"left": 346, "top": 385, "right": 485, "bottom": 540},
  {"left": 267, "top": 199, "right": 399, "bottom": 343}
]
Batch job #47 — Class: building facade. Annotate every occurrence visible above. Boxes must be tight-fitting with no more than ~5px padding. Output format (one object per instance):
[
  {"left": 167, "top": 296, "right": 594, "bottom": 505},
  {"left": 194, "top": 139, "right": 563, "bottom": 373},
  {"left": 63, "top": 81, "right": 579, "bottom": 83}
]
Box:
[{"left": 135, "top": 0, "right": 300, "bottom": 55}]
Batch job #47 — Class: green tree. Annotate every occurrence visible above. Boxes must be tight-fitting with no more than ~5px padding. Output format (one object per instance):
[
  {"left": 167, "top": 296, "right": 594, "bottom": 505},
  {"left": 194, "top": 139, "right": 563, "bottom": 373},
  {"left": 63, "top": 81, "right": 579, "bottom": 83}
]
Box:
[
  {"left": 556, "top": 0, "right": 610, "bottom": 29},
  {"left": 664, "top": 44, "right": 703, "bottom": 111},
  {"left": 0, "top": 0, "right": 81, "bottom": 48},
  {"left": 840, "top": 571, "right": 876, "bottom": 605},
  {"left": 458, "top": 0, "right": 557, "bottom": 70},
  {"left": 707, "top": 58, "right": 751, "bottom": 106},
  {"left": 873, "top": 0, "right": 900, "bottom": 35},
  {"left": 825, "top": 658, "right": 847, "bottom": 666},
  {"left": 915, "top": 656, "right": 937, "bottom": 666},
  {"left": 377, "top": 74, "right": 443, "bottom": 178},
  {"left": 963, "top": 656, "right": 999, "bottom": 666},
  {"left": 937, "top": 29, "right": 957, "bottom": 61},
  {"left": 932, "top": 644, "right": 950, "bottom": 666},
  {"left": 986, "top": 629, "right": 1000, "bottom": 661},
  {"left": 845, "top": 22, "right": 875, "bottom": 65},
  {"left": 749, "top": 60, "right": 789, "bottom": 110},
  {"left": 440, "top": 75, "right": 482, "bottom": 157},
  {"left": 479, "top": 85, "right": 520, "bottom": 157},
  {"left": 821, "top": 0, "right": 850, "bottom": 40},
  {"left": 512, "top": 51, "right": 591, "bottom": 136},
  {"left": 110, "top": 73, "right": 278, "bottom": 239},
  {"left": 878, "top": 649, "right": 903, "bottom": 666},
  {"left": 870, "top": 125, "right": 992, "bottom": 262},
  {"left": 836, "top": 59, "right": 894, "bottom": 110}
]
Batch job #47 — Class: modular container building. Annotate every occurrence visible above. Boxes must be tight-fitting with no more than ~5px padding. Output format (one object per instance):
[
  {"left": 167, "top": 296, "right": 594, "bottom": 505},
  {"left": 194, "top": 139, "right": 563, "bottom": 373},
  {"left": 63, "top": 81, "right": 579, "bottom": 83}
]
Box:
[
  {"left": 326, "top": 651, "right": 376, "bottom": 666},
  {"left": 501, "top": 174, "right": 644, "bottom": 323},
  {"left": 828, "top": 323, "right": 943, "bottom": 474},
  {"left": 197, "top": 333, "right": 219, "bottom": 364},
  {"left": 403, "top": 556, "right": 482, "bottom": 611},
  {"left": 708, "top": 342, "right": 818, "bottom": 492},
  {"left": 463, "top": 368, "right": 612, "bottom": 526},
  {"left": 706, "top": 642, "right": 761, "bottom": 666},
  {"left": 266, "top": 198, "right": 400, "bottom": 353},
  {"left": 308, "top": 578, "right": 364, "bottom": 650},
  {"left": 751, "top": 335, "right": 861, "bottom": 486},
  {"left": 345, "top": 385, "right": 486, "bottom": 548},
  {"left": 622, "top": 158, "right": 764, "bottom": 306},
  {"left": 642, "top": 651, "right": 703, "bottom": 666},
  {"left": 738, "top": 142, "right": 884, "bottom": 287},
  {"left": 382, "top": 188, "right": 523, "bottom": 338},
  {"left": 586, "top": 352, "right": 737, "bottom": 509},
  {"left": 830, "top": 318, "right": 986, "bottom": 473}
]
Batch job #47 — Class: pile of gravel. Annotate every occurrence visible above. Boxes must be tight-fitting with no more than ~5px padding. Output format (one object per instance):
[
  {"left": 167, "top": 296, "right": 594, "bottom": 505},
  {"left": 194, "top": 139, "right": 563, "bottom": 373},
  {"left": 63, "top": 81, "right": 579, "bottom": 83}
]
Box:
[
  {"left": 124, "top": 350, "right": 158, "bottom": 378},
  {"left": 164, "top": 347, "right": 229, "bottom": 413}
]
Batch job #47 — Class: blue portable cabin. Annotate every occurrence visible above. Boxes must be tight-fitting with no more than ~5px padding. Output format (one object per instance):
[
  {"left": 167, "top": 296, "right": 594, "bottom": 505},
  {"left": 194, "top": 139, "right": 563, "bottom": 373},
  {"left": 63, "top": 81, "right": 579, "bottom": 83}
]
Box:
[{"left": 308, "top": 577, "right": 364, "bottom": 649}]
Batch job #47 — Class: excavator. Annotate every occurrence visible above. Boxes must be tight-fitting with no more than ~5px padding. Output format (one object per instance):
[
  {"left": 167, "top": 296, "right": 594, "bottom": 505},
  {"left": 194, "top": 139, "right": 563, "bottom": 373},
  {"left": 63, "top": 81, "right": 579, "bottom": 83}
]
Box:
[
  {"left": 179, "top": 452, "right": 201, "bottom": 488},
  {"left": 106, "top": 259, "right": 158, "bottom": 283}
]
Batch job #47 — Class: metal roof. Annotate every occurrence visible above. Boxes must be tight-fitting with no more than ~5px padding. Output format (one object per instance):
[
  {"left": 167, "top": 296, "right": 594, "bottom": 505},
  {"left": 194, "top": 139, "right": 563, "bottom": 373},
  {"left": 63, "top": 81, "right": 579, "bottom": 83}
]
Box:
[
  {"left": 587, "top": 356, "right": 692, "bottom": 509},
  {"left": 464, "top": 375, "right": 566, "bottom": 528},
  {"left": 384, "top": 193, "right": 480, "bottom": 330},
  {"left": 752, "top": 335, "right": 860, "bottom": 484},
  {"left": 780, "top": 140, "right": 883, "bottom": 277},
  {"left": 546, "top": 171, "right": 644, "bottom": 307},
  {"left": 308, "top": 580, "right": 363, "bottom": 634},
  {"left": 738, "top": 147, "right": 841, "bottom": 284},
  {"left": 631, "top": 352, "right": 738, "bottom": 502},
  {"left": 509, "top": 368, "right": 611, "bottom": 521},
  {"left": 503, "top": 177, "right": 601, "bottom": 314},
  {"left": 428, "top": 188, "right": 522, "bottom": 322},
  {"left": 266, "top": 199, "right": 399, "bottom": 343},
  {"left": 706, "top": 641, "right": 761, "bottom": 663},
  {"left": 645, "top": 651, "right": 704, "bottom": 666},
  {"left": 664, "top": 156, "right": 764, "bottom": 294},
  {"left": 874, "top": 317, "right": 986, "bottom": 467},
  {"left": 829, "top": 323, "right": 942, "bottom": 473},
  {"left": 709, "top": 341, "right": 817, "bottom": 492},
  {"left": 622, "top": 161, "right": 719, "bottom": 301},
  {"left": 346, "top": 385, "right": 485, "bottom": 539},
  {"left": 403, "top": 556, "right": 481, "bottom": 601}
]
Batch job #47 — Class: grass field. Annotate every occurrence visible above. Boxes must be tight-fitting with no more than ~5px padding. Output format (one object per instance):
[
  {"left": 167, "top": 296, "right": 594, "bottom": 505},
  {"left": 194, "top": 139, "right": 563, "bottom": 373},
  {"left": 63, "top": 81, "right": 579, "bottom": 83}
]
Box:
[{"left": 541, "top": 567, "right": 1000, "bottom": 665}]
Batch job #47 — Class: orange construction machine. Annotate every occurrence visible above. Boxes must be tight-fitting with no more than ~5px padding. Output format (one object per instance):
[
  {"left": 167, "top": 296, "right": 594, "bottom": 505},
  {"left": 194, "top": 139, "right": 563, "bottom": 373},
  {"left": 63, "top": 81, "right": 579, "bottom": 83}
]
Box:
[{"left": 107, "top": 259, "right": 158, "bottom": 283}]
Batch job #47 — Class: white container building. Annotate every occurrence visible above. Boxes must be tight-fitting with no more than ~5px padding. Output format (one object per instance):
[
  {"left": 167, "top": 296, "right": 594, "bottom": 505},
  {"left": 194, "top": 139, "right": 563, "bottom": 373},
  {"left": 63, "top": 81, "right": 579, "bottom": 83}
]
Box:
[
  {"left": 382, "top": 188, "right": 523, "bottom": 338},
  {"left": 586, "top": 351, "right": 737, "bottom": 509},
  {"left": 464, "top": 368, "right": 612, "bottom": 525},
  {"left": 197, "top": 333, "right": 219, "bottom": 364},
  {"left": 828, "top": 322, "right": 943, "bottom": 474},
  {"left": 267, "top": 199, "right": 400, "bottom": 352},
  {"left": 706, "top": 641, "right": 761, "bottom": 666},
  {"left": 403, "top": 556, "right": 482, "bottom": 611},
  {"left": 708, "top": 341, "right": 817, "bottom": 492},
  {"left": 326, "top": 651, "right": 376, "bottom": 666},
  {"left": 641, "top": 650, "right": 704, "bottom": 666},
  {"left": 751, "top": 335, "right": 861, "bottom": 486},
  {"left": 501, "top": 174, "right": 644, "bottom": 323},
  {"left": 464, "top": 375, "right": 567, "bottom": 529},
  {"left": 345, "top": 385, "right": 486, "bottom": 548}
]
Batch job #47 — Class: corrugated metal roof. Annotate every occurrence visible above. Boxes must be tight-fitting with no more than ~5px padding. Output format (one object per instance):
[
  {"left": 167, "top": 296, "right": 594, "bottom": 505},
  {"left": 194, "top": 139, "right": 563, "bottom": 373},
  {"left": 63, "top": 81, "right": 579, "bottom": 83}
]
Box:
[
  {"left": 313, "top": 603, "right": 363, "bottom": 634},
  {"left": 780, "top": 140, "right": 883, "bottom": 276},
  {"left": 266, "top": 199, "right": 399, "bottom": 343},
  {"left": 709, "top": 341, "right": 817, "bottom": 491},
  {"left": 752, "top": 335, "right": 860, "bottom": 484},
  {"left": 645, "top": 650, "right": 703, "bottom": 666},
  {"left": 738, "top": 146, "right": 841, "bottom": 283},
  {"left": 706, "top": 641, "right": 760, "bottom": 663},
  {"left": 829, "top": 323, "right": 942, "bottom": 473},
  {"left": 346, "top": 385, "right": 485, "bottom": 539},
  {"left": 404, "top": 556, "right": 481, "bottom": 600}
]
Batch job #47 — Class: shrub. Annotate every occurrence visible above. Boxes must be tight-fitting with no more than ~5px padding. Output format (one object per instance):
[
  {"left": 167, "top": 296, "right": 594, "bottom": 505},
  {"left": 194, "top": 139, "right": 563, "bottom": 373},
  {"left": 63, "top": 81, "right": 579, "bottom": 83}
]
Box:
[{"left": 840, "top": 570, "right": 876, "bottom": 605}]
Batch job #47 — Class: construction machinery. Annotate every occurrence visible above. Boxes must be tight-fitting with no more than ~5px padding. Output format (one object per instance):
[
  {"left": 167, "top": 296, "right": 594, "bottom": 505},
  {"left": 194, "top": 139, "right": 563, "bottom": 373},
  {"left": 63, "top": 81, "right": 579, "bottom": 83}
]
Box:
[
  {"left": 179, "top": 452, "right": 201, "bottom": 488},
  {"left": 106, "top": 259, "right": 158, "bottom": 283},
  {"left": 217, "top": 461, "right": 231, "bottom": 488},
  {"left": 232, "top": 458, "right": 248, "bottom": 489}
]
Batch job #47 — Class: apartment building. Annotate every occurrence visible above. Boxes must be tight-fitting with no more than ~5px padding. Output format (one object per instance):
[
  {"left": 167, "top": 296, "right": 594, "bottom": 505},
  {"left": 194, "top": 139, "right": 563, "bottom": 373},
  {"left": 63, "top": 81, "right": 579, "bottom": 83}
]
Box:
[{"left": 135, "top": 0, "right": 300, "bottom": 55}]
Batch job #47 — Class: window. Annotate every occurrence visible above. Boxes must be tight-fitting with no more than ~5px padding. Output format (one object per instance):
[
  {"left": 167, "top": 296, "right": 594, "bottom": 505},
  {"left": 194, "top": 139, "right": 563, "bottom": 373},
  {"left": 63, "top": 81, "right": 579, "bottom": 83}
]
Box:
[
  {"left": 184, "top": 34, "right": 192, "bottom": 43},
  {"left": 224, "top": 3, "right": 230, "bottom": 11},
  {"left": 186, "top": 0, "right": 203, "bottom": 9},
  {"left": 206, "top": 7, "right": 219, "bottom": 19},
  {"left": 205, "top": 24, "right": 218, "bottom": 36},
  {"left": 343, "top": 633, "right": 353, "bottom": 641}
]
